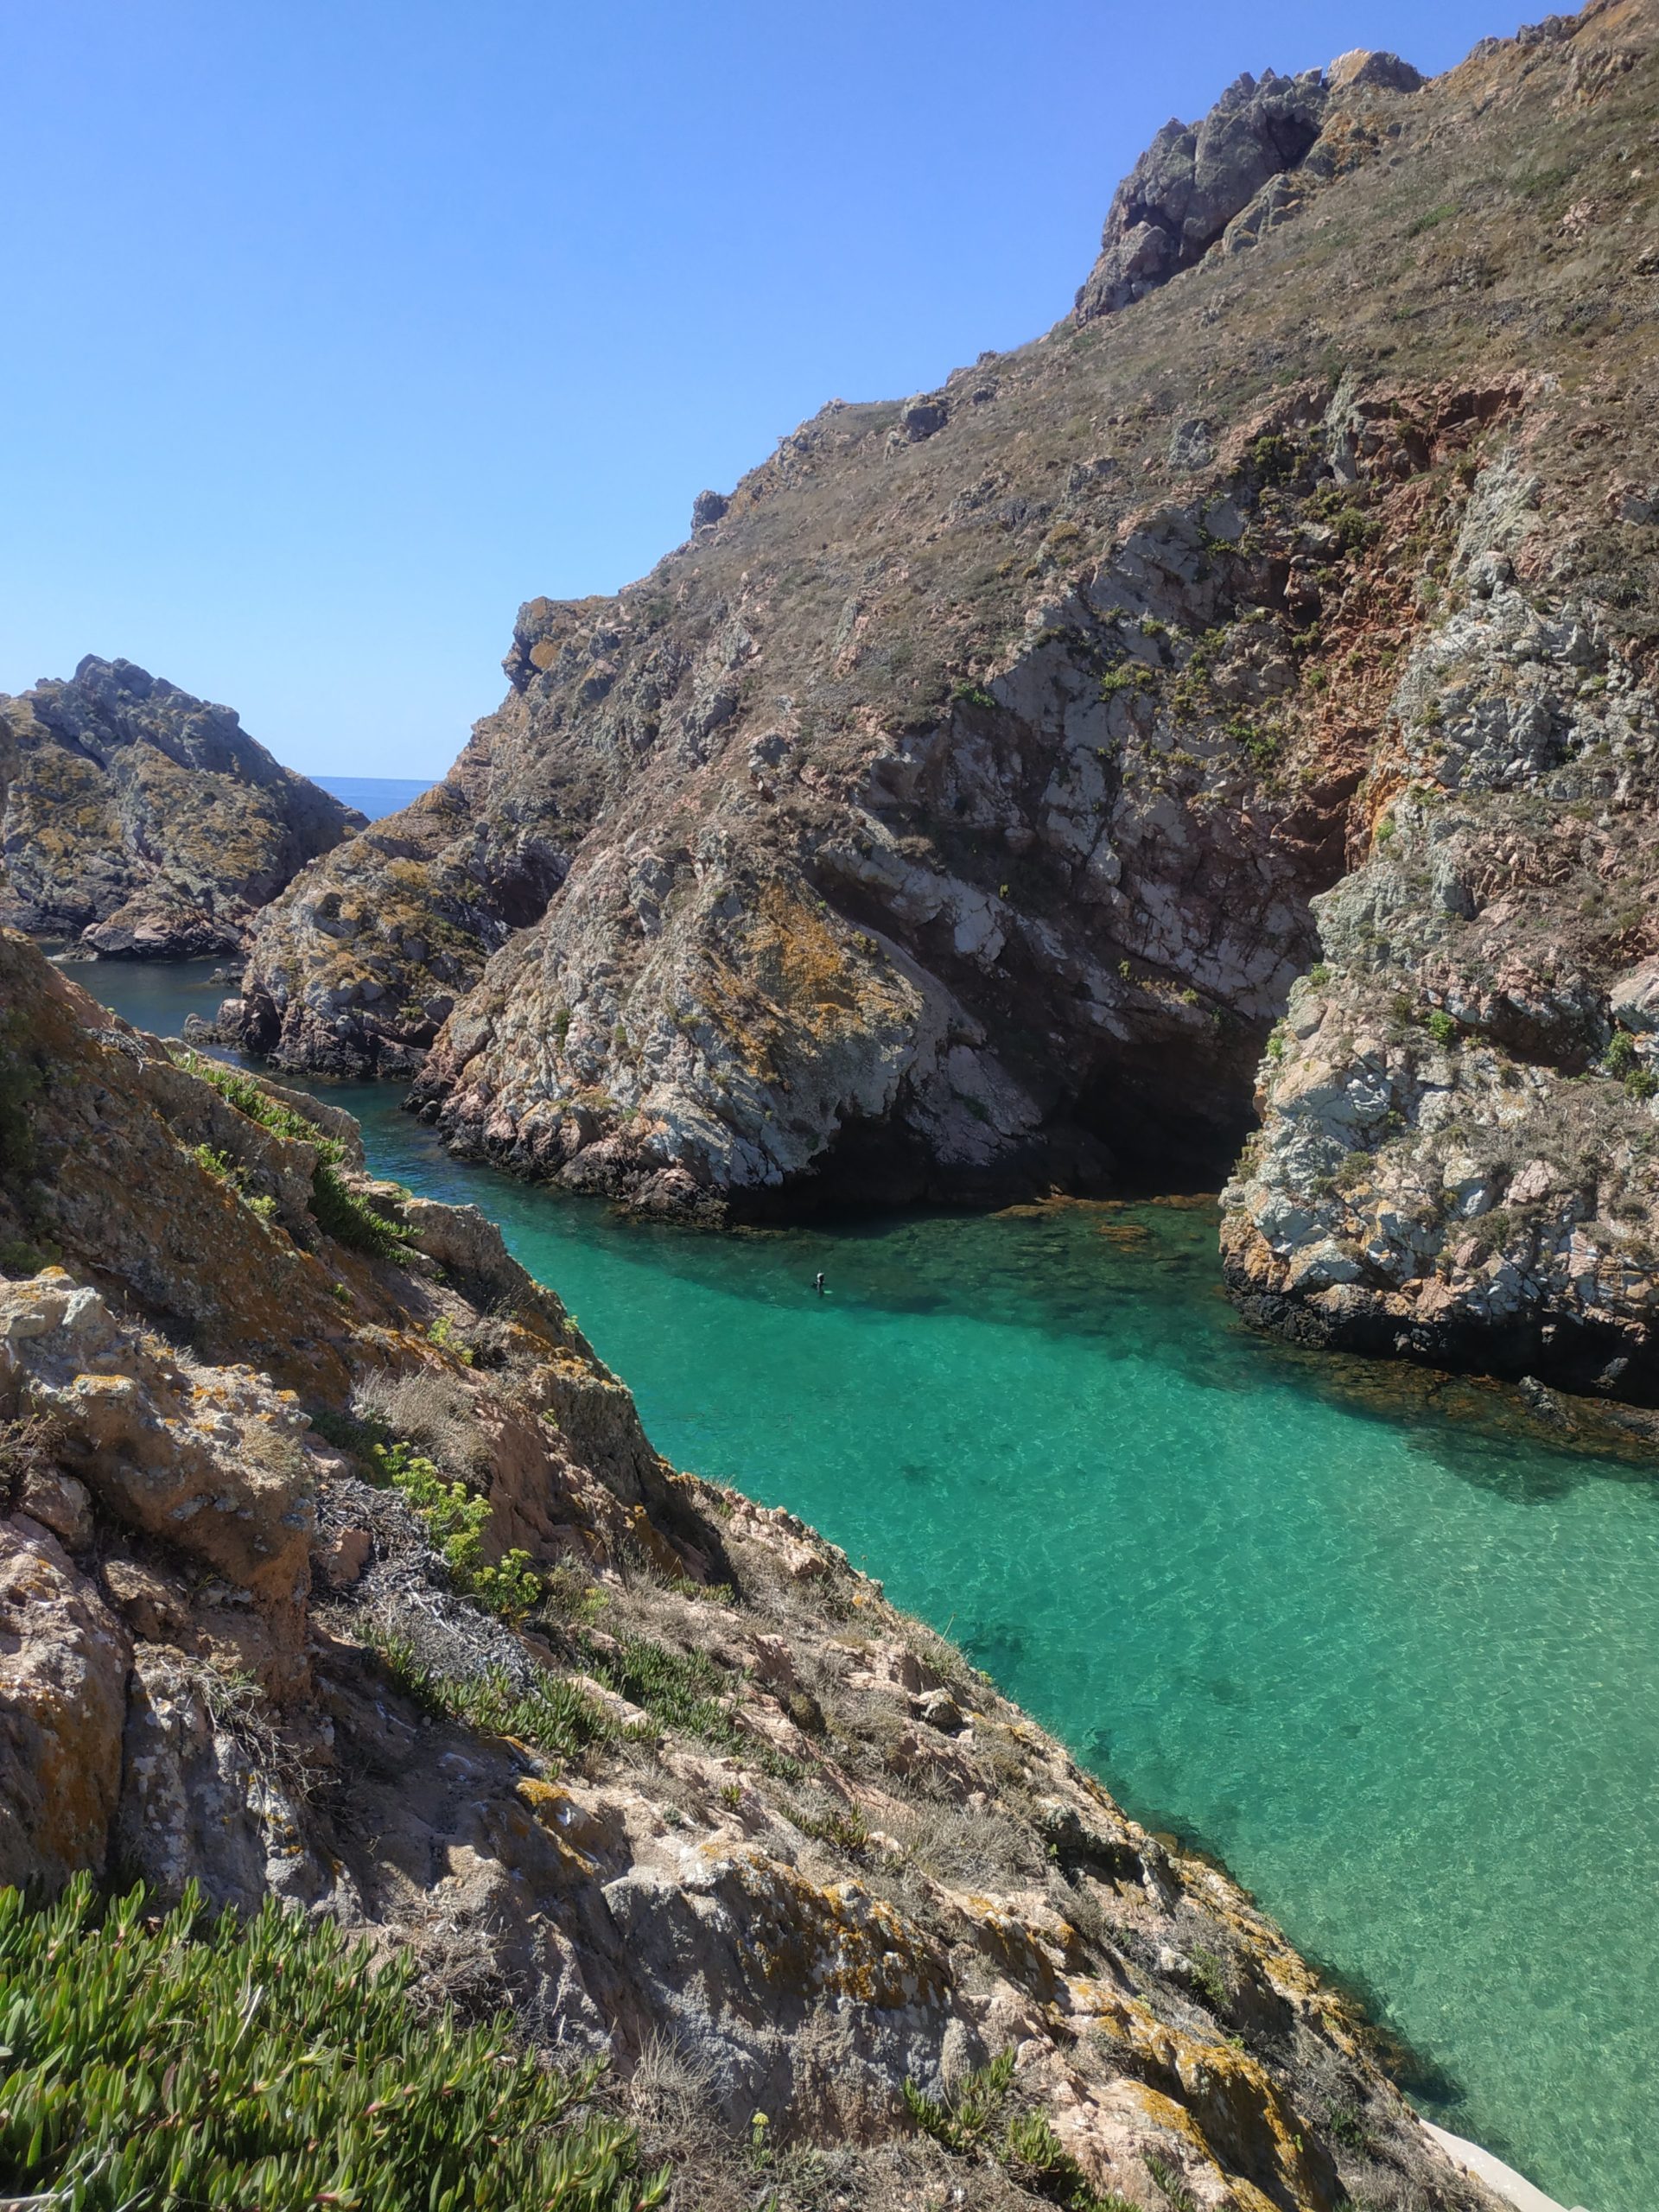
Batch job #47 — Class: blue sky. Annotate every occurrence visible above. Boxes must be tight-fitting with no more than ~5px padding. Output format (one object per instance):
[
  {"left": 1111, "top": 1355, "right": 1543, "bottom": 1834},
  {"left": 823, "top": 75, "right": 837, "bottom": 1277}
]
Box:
[{"left": 1, "top": 0, "right": 1523, "bottom": 778}]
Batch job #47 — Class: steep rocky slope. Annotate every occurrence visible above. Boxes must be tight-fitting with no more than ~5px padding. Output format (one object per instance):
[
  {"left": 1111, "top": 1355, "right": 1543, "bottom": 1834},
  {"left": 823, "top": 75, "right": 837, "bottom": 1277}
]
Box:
[
  {"left": 0, "top": 927, "right": 1504, "bottom": 2211},
  {"left": 224, "top": 3, "right": 1659, "bottom": 1391},
  {"left": 0, "top": 655, "right": 360, "bottom": 957}
]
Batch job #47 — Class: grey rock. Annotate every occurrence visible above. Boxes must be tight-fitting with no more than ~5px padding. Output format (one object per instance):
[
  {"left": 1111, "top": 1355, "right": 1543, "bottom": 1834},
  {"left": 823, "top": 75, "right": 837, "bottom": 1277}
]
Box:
[
  {"left": 692, "top": 489, "right": 729, "bottom": 530},
  {"left": 1166, "top": 416, "right": 1217, "bottom": 472},
  {"left": 1610, "top": 957, "right": 1659, "bottom": 1033},
  {"left": 0, "top": 658, "right": 362, "bottom": 956},
  {"left": 1076, "top": 69, "right": 1331, "bottom": 320},
  {"left": 899, "top": 395, "right": 950, "bottom": 442}
]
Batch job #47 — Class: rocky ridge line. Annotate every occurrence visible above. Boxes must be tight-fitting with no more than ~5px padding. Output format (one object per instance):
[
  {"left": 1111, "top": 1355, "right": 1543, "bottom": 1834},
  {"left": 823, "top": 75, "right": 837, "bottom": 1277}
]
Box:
[
  {"left": 0, "top": 654, "right": 361, "bottom": 957},
  {"left": 218, "top": 3, "right": 1659, "bottom": 1399}
]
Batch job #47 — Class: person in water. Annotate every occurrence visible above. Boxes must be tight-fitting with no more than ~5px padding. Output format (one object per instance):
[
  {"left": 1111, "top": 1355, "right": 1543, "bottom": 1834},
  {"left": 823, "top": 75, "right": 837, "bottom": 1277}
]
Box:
[{"left": 814, "top": 1272, "right": 825, "bottom": 1296}]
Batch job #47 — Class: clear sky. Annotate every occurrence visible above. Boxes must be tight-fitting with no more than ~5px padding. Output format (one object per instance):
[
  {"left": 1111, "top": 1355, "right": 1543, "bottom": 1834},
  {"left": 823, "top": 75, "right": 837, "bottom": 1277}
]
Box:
[{"left": 0, "top": 0, "right": 1525, "bottom": 778}]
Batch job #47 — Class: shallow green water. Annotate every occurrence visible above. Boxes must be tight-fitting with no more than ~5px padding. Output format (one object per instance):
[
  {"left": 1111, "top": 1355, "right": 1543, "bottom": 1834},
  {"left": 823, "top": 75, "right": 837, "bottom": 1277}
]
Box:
[{"left": 91, "top": 959, "right": 1659, "bottom": 2211}]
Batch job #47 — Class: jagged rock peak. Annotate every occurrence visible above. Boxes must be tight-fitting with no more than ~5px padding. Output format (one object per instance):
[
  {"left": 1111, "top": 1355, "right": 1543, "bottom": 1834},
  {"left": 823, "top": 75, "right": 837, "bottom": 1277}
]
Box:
[
  {"left": 1074, "top": 51, "right": 1422, "bottom": 321},
  {"left": 0, "top": 657, "right": 362, "bottom": 957}
]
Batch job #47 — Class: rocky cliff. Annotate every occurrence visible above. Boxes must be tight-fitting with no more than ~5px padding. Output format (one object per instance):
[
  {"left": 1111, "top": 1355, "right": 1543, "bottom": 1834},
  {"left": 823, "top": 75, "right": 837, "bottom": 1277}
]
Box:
[
  {"left": 0, "top": 926, "right": 1503, "bottom": 2210},
  {"left": 0, "top": 655, "right": 361, "bottom": 957},
  {"left": 222, "top": 3, "right": 1659, "bottom": 1389}
]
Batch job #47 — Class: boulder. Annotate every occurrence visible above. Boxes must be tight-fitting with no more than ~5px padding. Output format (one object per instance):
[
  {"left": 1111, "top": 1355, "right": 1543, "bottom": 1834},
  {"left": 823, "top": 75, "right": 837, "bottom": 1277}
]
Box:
[{"left": 0, "top": 1516, "right": 130, "bottom": 1891}]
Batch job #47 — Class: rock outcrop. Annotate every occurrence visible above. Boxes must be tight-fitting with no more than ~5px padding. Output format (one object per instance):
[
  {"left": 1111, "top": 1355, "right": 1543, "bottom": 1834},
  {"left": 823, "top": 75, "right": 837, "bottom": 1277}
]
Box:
[
  {"left": 0, "top": 655, "right": 360, "bottom": 957},
  {"left": 1221, "top": 450, "right": 1659, "bottom": 1398},
  {"left": 222, "top": 5, "right": 1659, "bottom": 1395},
  {"left": 1071, "top": 57, "right": 1422, "bottom": 324},
  {"left": 0, "top": 928, "right": 1503, "bottom": 2209}
]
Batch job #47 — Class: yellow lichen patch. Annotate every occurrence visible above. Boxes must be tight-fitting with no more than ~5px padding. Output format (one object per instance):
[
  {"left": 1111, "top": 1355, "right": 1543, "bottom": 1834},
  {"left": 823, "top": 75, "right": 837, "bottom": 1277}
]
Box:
[
  {"left": 955, "top": 1896, "right": 1065, "bottom": 1999},
  {"left": 726, "top": 1851, "right": 949, "bottom": 2010},
  {"left": 514, "top": 1778, "right": 600, "bottom": 1871},
  {"left": 1081, "top": 1993, "right": 1337, "bottom": 2209}
]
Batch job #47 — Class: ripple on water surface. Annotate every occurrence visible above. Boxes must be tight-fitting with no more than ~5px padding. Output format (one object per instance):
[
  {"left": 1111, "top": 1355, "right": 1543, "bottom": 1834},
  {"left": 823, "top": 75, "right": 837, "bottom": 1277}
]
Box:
[{"left": 89, "top": 958, "right": 1659, "bottom": 2212}]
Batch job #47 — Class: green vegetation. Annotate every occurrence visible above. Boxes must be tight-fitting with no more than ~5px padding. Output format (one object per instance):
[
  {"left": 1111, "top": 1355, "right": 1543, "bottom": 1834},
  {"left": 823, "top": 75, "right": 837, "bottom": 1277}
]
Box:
[
  {"left": 1406, "top": 201, "right": 1457, "bottom": 238},
  {"left": 1098, "top": 665, "right": 1154, "bottom": 702},
  {"left": 952, "top": 680, "right": 997, "bottom": 710},
  {"left": 178, "top": 1052, "right": 412, "bottom": 1259},
  {"left": 903, "top": 2053, "right": 1018, "bottom": 2155},
  {"left": 1187, "top": 1945, "right": 1231, "bottom": 2011},
  {"left": 1146, "top": 2153, "right": 1200, "bottom": 2211},
  {"left": 1424, "top": 1009, "right": 1458, "bottom": 1048},
  {"left": 1247, "top": 432, "right": 1298, "bottom": 486},
  {"left": 1326, "top": 2101, "right": 1374, "bottom": 2152},
  {"left": 429, "top": 1313, "right": 475, "bottom": 1363},
  {"left": 903, "top": 2054, "right": 1130, "bottom": 2211},
  {"left": 371, "top": 1439, "right": 543, "bottom": 1619},
  {"left": 310, "top": 1162, "right": 412, "bottom": 1259},
  {"left": 576, "top": 1629, "right": 801, "bottom": 1780},
  {"left": 1227, "top": 718, "right": 1279, "bottom": 769},
  {"left": 1626, "top": 1068, "right": 1659, "bottom": 1103},
  {"left": 0, "top": 1875, "right": 666, "bottom": 2212},
  {"left": 368, "top": 1632, "right": 624, "bottom": 1764},
  {"left": 190, "top": 1143, "right": 276, "bottom": 1223}
]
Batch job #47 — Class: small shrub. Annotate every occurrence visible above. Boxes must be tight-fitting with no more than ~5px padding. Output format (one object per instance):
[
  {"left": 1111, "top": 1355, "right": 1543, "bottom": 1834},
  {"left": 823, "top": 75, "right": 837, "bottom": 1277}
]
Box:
[
  {"left": 1327, "top": 2100, "right": 1373, "bottom": 2152},
  {"left": 1605, "top": 1033, "right": 1637, "bottom": 1077},
  {"left": 1187, "top": 1945, "right": 1231, "bottom": 2010},
  {"left": 1627, "top": 1068, "right": 1659, "bottom": 1102},
  {"left": 312, "top": 1162, "right": 412, "bottom": 1259},
  {"left": 1147, "top": 2153, "right": 1201, "bottom": 2211},
  {"left": 1098, "top": 665, "right": 1154, "bottom": 701},
  {"left": 365, "top": 1631, "right": 621, "bottom": 1764},
  {"left": 0, "top": 1875, "right": 667, "bottom": 2212},
  {"left": 1406, "top": 201, "right": 1457, "bottom": 238},
  {"left": 903, "top": 2052, "right": 1016, "bottom": 2155},
  {"left": 952, "top": 680, "right": 996, "bottom": 709},
  {"left": 1249, "top": 432, "right": 1297, "bottom": 486},
  {"left": 429, "top": 1313, "right": 476, "bottom": 1364},
  {"left": 0, "top": 1015, "right": 42, "bottom": 1188},
  {"left": 372, "top": 1440, "right": 543, "bottom": 1619},
  {"left": 576, "top": 1629, "right": 801, "bottom": 1781},
  {"left": 796, "top": 1802, "right": 870, "bottom": 1853},
  {"left": 905, "top": 2056, "right": 1125, "bottom": 2210},
  {"left": 190, "top": 1143, "right": 278, "bottom": 1225},
  {"left": 1424, "top": 1009, "right": 1458, "bottom": 1048}
]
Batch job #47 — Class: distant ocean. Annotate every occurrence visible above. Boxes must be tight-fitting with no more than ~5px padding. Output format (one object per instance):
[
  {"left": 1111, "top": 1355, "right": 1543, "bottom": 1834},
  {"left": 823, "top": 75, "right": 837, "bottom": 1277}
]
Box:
[{"left": 315, "top": 775, "right": 437, "bottom": 822}]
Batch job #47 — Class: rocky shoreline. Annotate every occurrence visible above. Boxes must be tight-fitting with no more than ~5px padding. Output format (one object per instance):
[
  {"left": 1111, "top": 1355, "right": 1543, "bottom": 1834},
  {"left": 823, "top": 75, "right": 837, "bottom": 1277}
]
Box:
[
  {"left": 0, "top": 930, "right": 1516, "bottom": 2209},
  {"left": 204, "top": 4, "right": 1659, "bottom": 1404}
]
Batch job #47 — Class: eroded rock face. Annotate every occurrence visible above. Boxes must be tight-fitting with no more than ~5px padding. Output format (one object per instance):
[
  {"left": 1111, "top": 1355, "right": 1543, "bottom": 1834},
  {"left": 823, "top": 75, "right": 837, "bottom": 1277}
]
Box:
[
  {"left": 225, "top": 5, "right": 1658, "bottom": 1249},
  {"left": 1222, "top": 435, "right": 1659, "bottom": 1396},
  {"left": 0, "top": 1517, "right": 129, "bottom": 1891},
  {"left": 1073, "top": 52, "right": 1424, "bottom": 324},
  {"left": 0, "top": 927, "right": 1503, "bottom": 2209},
  {"left": 0, "top": 656, "right": 360, "bottom": 957}
]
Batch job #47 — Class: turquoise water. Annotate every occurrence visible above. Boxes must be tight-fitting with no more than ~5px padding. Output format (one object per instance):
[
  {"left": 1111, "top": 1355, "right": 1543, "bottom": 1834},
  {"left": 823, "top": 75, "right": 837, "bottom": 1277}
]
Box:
[{"left": 90, "top": 960, "right": 1659, "bottom": 2212}]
